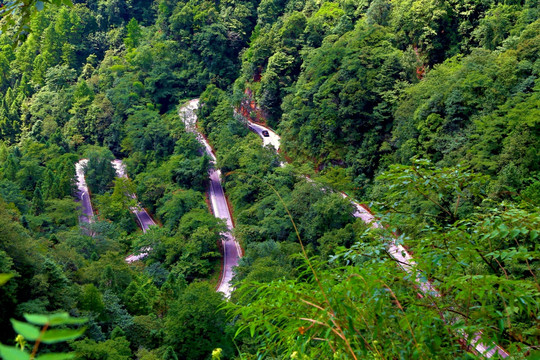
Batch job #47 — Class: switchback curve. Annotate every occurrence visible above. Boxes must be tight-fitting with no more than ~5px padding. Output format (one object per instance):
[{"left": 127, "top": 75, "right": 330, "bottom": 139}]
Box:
[{"left": 179, "top": 99, "right": 242, "bottom": 298}]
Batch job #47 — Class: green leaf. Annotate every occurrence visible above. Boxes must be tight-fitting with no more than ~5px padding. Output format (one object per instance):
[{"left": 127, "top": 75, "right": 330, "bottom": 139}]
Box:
[
  {"left": 234, "top": 324, "right": 248, "bottom": 338},
  {"left": 10, "top": 320, "right": 41, "bottom": 341},
  {"left": 498, "top": 318, "right": 504, "bottom": 332},
  {"left": 0, "top": 273, "right": 14, "bottom": 286},
  {"left": 48, "top": 313, "right": 87, "bottom": 326},
  {"left": 23, "top": 314, "right": 50, "bottom": 326},
  {"left": 41, "top": 327, "right": 86, "bottom": 344},
  {"left": 509, "top": 229, "right": 520, "bottom": 239},
  {"left": 36, "top": 352, "right": 76, "bottom": 360},
  {"left": 24, "top": 313, "right": 87, "bottom": 326},
  {"left": 0, "top": 345, "right": 31, "bottom": 360}
]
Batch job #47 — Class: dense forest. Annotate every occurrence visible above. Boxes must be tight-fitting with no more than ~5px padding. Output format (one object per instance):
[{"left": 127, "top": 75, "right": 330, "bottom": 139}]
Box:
[{"left": 0, "top": 0, "right": 538, "bottom": 358}]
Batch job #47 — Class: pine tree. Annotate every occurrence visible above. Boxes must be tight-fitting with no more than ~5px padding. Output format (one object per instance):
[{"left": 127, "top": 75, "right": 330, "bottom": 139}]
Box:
[
  {"left": 0, "top": 53, "right": 9, "bottom": 91},
  {"left": 124, "top": 18, "right": 142, "bottom": 49},
  {"left": 110, "top": 326, "right": 125, "bottom": 339},
  {"left": 31, "top": 187, "right": 45, "bottom": 215},
  {"left": 101, "top": 265, "right": 116, "bottom": 289},
  {"left": 2, "top": 154, "right": 18, "bottom": 181},
  {"left": 42, "top": 258, "right": 71, "bottom": 308},
  {"left": 41, "top": 168, "right": 57, "bottom": 200},
  {"left": 54, "top": 8, "right": 72, "bottom": 38},
  {"left": 0, "top": 105, "right": 15, "bottom": 143},
  {"left": 18, "top": 73, "right": 32, "bottom": 97},
  {"left": 62, "top": 43, "right": 77, "bottom": 68},
  {"left": 4, "top": 88, "right": 14, "bottom": 106},
  {"left": 40, "top": 25, "right": 61, "bottom": 66},
  {"left": 79, "top": 284, "right": 105, "bottom": 314},
  {"left": 0, "top": 143, "right": 8, "bottom": 164},
  {"left": 31, "top": 53, "right": 48, "bottom": 86},
  {"left": 162, "top": 347, "right": 178, "bottom": 360}
]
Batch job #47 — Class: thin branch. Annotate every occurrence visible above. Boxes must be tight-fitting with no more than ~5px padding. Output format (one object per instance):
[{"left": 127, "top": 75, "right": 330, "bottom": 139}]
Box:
[
  {"left": 454, "top": 194, "right": 461, "bottom": 217},
  {"left": 380, "top": 282, "right": 420, "bottom": 352},
  {"left": 413, "top": 184, "right": 454, "bottom": 218},
  {"left": 300, "top": 298, "right": 326, "bottom": 312},
  {"left": 30, "top": 323, "right": 49, "bottom": 359},
  {"left": 443, "top": 235, "right": 466, "bottom": 270},
  {"left": 492, "top": 257, "right": 509, "bottom": 280},
  {"left": 385, "top": 206, "right": 444, "bottom": 218},
  {"left": 300, "top": 318, "right": 346, "bottom": 342},
  {"left": 513, "top": 238, "right": 539, "bottom": 286},
  {"left": 474, "top": 249, "right": 499, "bottom": 274}
]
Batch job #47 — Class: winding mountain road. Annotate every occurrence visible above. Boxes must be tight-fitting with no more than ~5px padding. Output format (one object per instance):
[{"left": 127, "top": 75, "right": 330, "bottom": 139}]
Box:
[
  {"left": 247, "top": 122, "right": 281, "bottom": 151},
  {"left": 242, "top": 123, "right": 439, "bottom": 295},
  {"left": 72, "top": 101, "right": 508, "bottom": 357},
  {"left": 180, "top": 99, "right": 241, "bottom": 298},
  {"left": 244, "top": 118, "right": 509, "bottom": 358},
  {"left": 75, "top": 159, "right": 156, "bottom": 261},
  {"left": 111, "top": 159, "right": 157, "bottom": 233},
  {"left": 75, "top": 158, "right": 157, "bottom": 233},
  {"left": 75, "top": 159, "right": 95, "bottom": 223}
]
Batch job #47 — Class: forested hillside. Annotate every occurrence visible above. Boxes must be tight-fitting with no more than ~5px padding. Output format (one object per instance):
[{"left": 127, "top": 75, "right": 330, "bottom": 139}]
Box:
[{"left": 0, "top": 0, "right": 538, "bottom": 358}]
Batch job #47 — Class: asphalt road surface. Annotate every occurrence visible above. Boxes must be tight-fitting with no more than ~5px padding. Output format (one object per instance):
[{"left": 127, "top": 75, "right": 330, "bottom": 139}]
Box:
[
  {"left": 246, "top": 117, "right": 509, "bottom": 358},
  {"left": 246, "top": 119, "right": 454, "bottom": 296},
  {"left": 111, "top": 159, "right": 157, "bottom": 233},
  {"left": 247, "top": 122, "right": 281, "bottom": 151},
  {"left": 75, "top": 159, "right": 94, "bottom": 223},
  {"left": 180, "top": 99, "right": 241, "bottom": 298}
]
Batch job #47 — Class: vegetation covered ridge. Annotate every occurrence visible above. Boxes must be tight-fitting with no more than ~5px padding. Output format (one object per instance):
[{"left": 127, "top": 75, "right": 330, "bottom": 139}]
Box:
[{"left": 0, "top": 0, "right": 539, "bottom": 358}]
